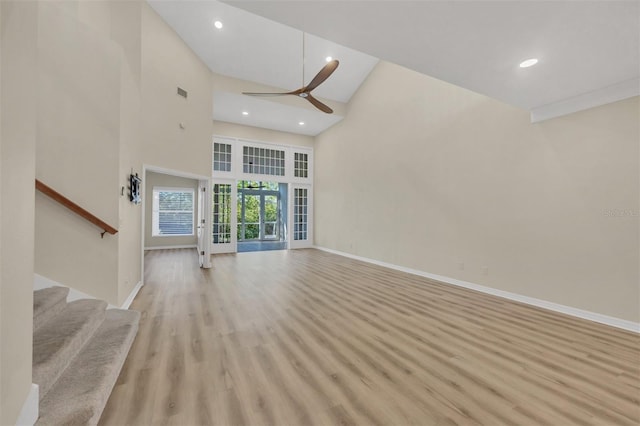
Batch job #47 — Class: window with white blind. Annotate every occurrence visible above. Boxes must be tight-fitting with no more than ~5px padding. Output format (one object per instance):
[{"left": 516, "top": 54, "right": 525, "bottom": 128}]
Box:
[{"left": 152, "top": 187, "right": 195, "bottom": 237}]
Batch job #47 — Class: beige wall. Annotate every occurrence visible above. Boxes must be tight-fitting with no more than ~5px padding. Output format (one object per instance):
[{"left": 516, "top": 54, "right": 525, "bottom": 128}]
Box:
[
  {"left": 32, "top": 1, "right": 214, "bottom": 306},
  {"left": 35, "top": 0, "right": 121, "bottom": 303},
  {"left": 315, "top": 61, "right": 639, "bottom": 323},
  {"left": 0, "top": 1, "right": 37, "bottom": 424},
  {"left": 117, "top": 1, "right": 212, "bottom": 304},
  {"left": 140, "top": 5, "right": 213, "bottom": 178},
  {"left": 213, "top": 120, "right": 314, "bottom": 148},
  {"left": 144, "top": 171, "right": 199, "bottom": 249},
  {"left": 114, "top": 1, "right": 144, "bottom": 306}
]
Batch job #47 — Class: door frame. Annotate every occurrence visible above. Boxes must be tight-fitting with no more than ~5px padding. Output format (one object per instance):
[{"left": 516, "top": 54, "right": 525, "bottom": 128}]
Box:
[
  {"left": 141, "top": 165, "right": 213, "bottom": 285},
  {"left": 237, "top": 187, "right": 281, "bottom": 242}
]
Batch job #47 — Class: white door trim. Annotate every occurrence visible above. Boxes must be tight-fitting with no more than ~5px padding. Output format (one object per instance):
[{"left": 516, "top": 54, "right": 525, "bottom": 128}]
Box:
[
  {"left": 141, "top": 164, "right": 213, "bottom": 281},
  {"left": 198, "top": 179, "right": 212, "bottom": 268}
]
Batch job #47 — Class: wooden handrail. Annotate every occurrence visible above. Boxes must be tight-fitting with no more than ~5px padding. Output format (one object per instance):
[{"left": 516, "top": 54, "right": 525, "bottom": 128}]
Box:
[{"left": 35, "top": 179, "right": 118, "bottom": 238}]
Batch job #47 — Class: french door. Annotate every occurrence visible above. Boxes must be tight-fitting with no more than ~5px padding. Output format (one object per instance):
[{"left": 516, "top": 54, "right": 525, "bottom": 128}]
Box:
[
  {"left": 211, "top": 179, "right": 237, "bottom": 254},
  {"left": 211, "top": 180, "right": 311, "bottom": 253},
  {"left": 289, "top": 184, "right": 312, "bottom": 249},
  {"left": 237, "top": 190, "right": 281, "bottom": 241}
]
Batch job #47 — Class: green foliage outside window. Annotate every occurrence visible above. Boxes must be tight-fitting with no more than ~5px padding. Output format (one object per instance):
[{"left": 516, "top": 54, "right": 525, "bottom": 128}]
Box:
[{"left": 237, "top": 181, "right": 279, "bottom": 240}]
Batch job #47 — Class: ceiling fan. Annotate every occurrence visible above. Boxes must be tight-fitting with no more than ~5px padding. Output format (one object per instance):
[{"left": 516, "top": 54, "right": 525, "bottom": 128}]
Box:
[{"left": 242, "top": 33, "right": 339, "bottom": 114}]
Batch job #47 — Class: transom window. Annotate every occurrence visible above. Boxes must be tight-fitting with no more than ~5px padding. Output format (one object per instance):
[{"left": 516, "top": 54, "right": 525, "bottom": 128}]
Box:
[
  {"left": 213, "top": 142, "right": 232, "bottom": 172},
  {"left": 152, "top": 187, "right": 194, "bottom": 237},
  {"left": 294, "top": 152, "right": 309, "bottom": 178},
  {"left": 243, "top": 146, "right": 285, "bottom": 176}
]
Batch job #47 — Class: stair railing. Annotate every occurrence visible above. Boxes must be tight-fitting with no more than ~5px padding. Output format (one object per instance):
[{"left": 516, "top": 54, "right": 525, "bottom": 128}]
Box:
[{"left": 35, "top": 179, "right": 118, "bottom": 238}]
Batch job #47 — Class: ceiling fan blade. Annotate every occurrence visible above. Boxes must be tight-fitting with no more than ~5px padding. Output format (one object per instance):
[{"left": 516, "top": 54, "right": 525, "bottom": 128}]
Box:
[
  {"left": 306, "top": 94, "right": 333, "bottom": 114},
  {"left": 304, "top": 60, "right": 339, "bottom": 93}
]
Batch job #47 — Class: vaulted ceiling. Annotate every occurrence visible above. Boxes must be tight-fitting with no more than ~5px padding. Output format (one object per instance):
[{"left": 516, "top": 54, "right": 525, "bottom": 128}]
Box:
[
  {"left": 149, "top": 0, "right": 639, "bottom": 134},
  {"left": 148, "top": 0, "right": 378, "bottom": 136}
]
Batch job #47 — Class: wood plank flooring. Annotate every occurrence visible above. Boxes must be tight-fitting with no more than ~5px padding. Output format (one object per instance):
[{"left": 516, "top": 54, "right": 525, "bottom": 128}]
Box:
[{"left": 100, "top": 248, "right": 640, "bottom": 425}]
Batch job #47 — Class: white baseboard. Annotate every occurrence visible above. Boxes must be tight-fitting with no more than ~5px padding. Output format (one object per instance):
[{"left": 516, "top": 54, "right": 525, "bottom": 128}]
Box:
[
  {"left": 16, "top": 383, "right": 38, "bottom": 426},
  {"left": 313, "top": 246, "right": 640, "bottom": 333},
  {"left": 34, "top": 274, "right": 118, "bottom": 309},
  {"left": 121, "top": 281, "right": 143, "bottom": 310},
  {"left": 144, "top": 245, "right": 197, "bottom": 250}
]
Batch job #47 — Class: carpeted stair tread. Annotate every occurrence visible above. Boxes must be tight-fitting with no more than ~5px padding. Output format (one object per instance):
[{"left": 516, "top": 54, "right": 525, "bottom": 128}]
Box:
[
  {"left": 33, "top": 299, "right": 108, "bottom": 400},
  {"left": 33, "top": 286, "right": 69, "bottom": 331},
  {"left": 36, "top": 309, "right": 141, "bottom": 426}
]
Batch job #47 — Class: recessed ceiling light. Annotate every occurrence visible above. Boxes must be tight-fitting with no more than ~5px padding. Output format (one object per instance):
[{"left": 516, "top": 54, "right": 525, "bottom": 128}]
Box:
[
  {"left": 519, "top": 58, "right": 538, "bottom": 68},
  {"left": 213, "top": 20, "right": 223, "bottom": 30},
  {"left": 299, "top": 121, "right": 305, "bottom": 126},
  {"left": 242, "top": 111, "right": 249, "bottom": 116},
  {"left": 325, "top": 56, "right": 332, "bottom": 62}
]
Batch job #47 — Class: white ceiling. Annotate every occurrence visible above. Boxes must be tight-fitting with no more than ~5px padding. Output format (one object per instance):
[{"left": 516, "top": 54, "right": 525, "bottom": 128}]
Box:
[
  {"left": 149, "top": 1, "right": 638, "bottom": 133},
  {"left": 213, "top": 91, "right": 343, "bottom": 136},
  {"left": 147, "top": 0, "right": 378, "bottom": 136},
  {"left": 225, "top": 1, "right": 639, "bottom": 116}
]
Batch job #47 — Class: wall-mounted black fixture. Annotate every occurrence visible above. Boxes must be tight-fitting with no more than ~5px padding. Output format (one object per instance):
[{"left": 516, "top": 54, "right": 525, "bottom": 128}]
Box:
[{"left": 129, "top": 172, "right": 142, "bottom": 204}]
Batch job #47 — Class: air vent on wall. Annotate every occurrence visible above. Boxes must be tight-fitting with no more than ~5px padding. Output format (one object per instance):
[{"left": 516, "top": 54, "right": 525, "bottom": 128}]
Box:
[{"left": 177, "top": 87, "right": 187, "bottom": 98}]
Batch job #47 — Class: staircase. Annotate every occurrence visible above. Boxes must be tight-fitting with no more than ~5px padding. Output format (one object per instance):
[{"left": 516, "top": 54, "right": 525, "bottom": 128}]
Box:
[{"left": 32, "top": 286, "right": 140, "bottom": 425}]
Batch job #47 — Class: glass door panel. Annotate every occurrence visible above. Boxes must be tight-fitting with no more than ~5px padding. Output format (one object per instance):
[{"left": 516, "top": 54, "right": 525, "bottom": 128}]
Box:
[
  {"left": 263, "top": 194, "right": 279, "bottom": 240},
  {"left": 293, "top": 188, "right": 308, "bottom": 241},
  {"left": 237, "top": 181, "right": 283, "bottom": 244},
  {"left": 290, "top": 185, "right": 312, "bottom": 249},
  {"left": 238, "top": 193, "right": 261, "bottom": 241},
  {"left": 212, "top": 184, "right": 231, "bottom": 244},
  {"left": 212, "top": 181, "right": 236, "bottom": 254}
]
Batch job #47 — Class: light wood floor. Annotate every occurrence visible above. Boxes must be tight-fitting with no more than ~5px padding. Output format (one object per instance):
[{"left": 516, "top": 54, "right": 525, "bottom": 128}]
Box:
[{"left": 100, "top": 248, "right": 640, "bottom": 426}]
